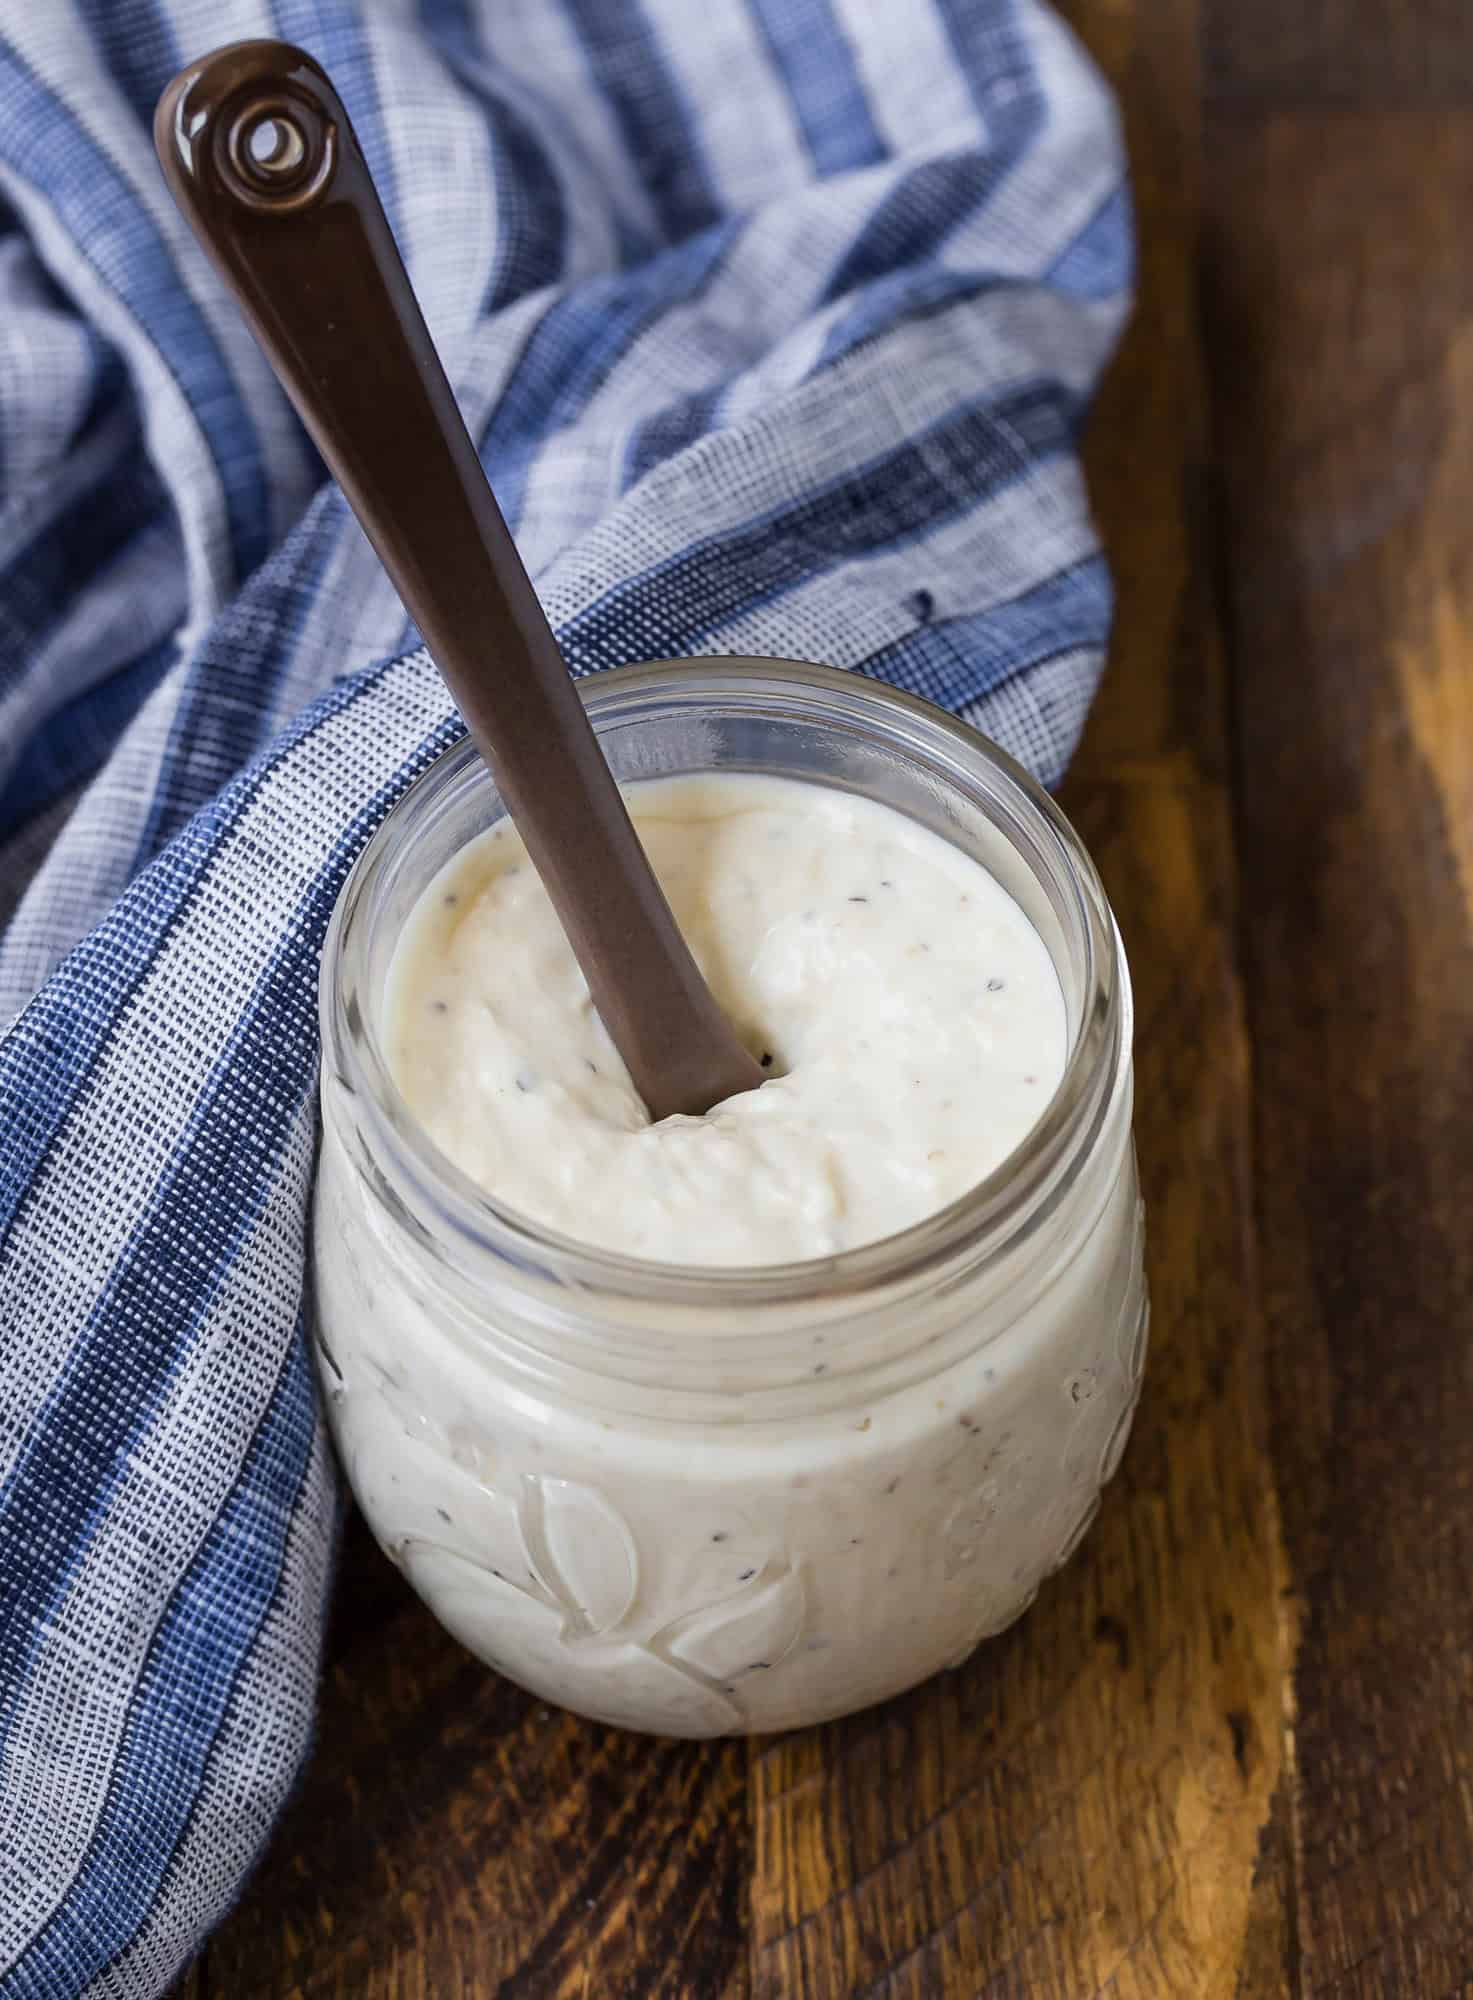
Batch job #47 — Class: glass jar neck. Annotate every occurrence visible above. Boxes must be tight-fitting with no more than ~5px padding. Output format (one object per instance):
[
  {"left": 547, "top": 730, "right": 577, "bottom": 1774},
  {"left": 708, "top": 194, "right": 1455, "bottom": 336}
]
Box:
[{"left": 320, "top": 658, "right": 1129, "bottom": 1408}]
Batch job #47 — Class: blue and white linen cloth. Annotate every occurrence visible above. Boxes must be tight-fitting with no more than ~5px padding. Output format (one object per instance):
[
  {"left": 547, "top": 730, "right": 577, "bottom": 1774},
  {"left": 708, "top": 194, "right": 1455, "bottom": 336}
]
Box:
[{"left": 0, "top": 2, "right": 1130, "bottom": 1991}]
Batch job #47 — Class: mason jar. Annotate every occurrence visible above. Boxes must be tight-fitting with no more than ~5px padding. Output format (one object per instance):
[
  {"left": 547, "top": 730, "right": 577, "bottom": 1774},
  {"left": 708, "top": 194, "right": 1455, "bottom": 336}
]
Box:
[{"left": 313, "top": 658, "right": 1147, "bottom": 1737}]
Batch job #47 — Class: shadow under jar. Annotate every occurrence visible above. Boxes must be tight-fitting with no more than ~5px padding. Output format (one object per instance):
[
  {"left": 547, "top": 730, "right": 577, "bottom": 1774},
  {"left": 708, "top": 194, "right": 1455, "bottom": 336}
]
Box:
[{"left": 313, "top": 657, "right": 1148, "bottom": 1737}]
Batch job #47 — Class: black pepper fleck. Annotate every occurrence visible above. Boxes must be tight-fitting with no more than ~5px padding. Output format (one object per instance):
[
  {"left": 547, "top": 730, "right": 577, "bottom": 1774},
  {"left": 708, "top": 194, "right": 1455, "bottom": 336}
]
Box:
[
  {"left": 885, "top": 1476, "right": 900, "bottom": 1495},
  {"left": 880, "top": 878, "right": 894, "bottom": 888},
  {"left": 431, "top": 1000, "right": 448, "bottom": 1015},
  {"left": 987, "top": 977, "right": 1006, "bottom": 992},
  {"left": 738, "top": 1567, "right": 756, "bottom": 1581},
  {"left": 442, "top": 892, "right": 458, "bottom": 908},
  {"left": 848, "top": 895, "right": 869, "bottom": 904},
  {"left": 436, "top": 1508, "right": 452, "bottom": 1522},
  {"left": 813, "top": 1362, "right": 827, "bottom": 1375},
  {"left": 760, "top": 1051, "right": 774, "bottom": 1069},
  {"left": 909, "top": 587, "right": 935, "bottom": 622}
]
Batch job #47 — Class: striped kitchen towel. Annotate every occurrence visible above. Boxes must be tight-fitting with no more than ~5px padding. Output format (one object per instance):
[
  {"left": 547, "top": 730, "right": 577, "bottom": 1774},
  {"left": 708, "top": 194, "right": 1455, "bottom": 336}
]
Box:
[{"left": 0, "top": 1, "right": 1130, "bottom": 1992}]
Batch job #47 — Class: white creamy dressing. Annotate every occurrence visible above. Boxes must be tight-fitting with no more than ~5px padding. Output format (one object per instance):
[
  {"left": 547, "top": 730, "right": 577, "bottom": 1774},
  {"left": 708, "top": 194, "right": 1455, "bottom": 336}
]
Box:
[
  {"left": 314, "top": 766, "right": 1147, "bottom": 1736},
  {"left": 385, "top": 773, "right": 1068, "bottom": 1263}
]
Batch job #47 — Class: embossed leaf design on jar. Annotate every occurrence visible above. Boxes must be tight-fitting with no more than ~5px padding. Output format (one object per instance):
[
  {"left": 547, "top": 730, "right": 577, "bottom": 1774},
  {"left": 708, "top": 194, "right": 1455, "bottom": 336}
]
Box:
[
  {"left": 401, "top": 1542, "right": 742, "bottom": 1737},
  {"left": 658, "top": 1565, "right": 806, "bottom": 1685},
  {"left": 518, "top": 1475, "right": 639, "bottom": 1639}
]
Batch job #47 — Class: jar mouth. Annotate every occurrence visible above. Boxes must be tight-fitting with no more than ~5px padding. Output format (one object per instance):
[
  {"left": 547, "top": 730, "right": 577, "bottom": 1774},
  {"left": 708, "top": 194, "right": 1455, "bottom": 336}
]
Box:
[{"left": 320, "top": 657, "right": 1128, "bottom": 1311}]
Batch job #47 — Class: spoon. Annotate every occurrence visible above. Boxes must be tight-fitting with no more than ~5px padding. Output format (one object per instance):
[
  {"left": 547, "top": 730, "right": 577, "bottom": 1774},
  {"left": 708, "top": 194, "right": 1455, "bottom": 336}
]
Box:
[{"left": 154, "top": 40, "right": 764, "bottom": 1122}]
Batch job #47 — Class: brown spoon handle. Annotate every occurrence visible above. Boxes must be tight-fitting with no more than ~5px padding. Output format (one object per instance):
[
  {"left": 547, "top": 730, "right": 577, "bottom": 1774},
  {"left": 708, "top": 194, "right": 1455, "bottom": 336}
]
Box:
[{"left": 154, "top": 40, "right": 762, "bottom": 1122}]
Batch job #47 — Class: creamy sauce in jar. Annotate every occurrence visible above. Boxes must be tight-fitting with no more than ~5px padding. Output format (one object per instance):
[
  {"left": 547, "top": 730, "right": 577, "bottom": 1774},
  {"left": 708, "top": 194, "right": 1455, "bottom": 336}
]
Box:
[
  {"left": 314, "top": 695, "right": 1147, "bottom": 1739},
  {"left": 385, "top": 774, "right": 1068, "bottom": 1264}
]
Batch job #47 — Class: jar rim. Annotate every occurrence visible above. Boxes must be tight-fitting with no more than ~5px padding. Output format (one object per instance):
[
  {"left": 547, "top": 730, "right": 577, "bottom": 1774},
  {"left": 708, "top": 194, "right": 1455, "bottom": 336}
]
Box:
[{"left": 320, "top": 657, "right": 1128, "bottom": 1313}]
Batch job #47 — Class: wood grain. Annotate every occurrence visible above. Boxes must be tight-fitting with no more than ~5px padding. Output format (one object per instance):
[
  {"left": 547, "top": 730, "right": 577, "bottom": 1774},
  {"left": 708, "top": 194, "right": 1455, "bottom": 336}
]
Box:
[
  {"left": 1204, "top": 53, "right": 1473, "bottom": 2000},
  {"left": 192, "top": 1, "right": 1473, "bottom": 1992}
]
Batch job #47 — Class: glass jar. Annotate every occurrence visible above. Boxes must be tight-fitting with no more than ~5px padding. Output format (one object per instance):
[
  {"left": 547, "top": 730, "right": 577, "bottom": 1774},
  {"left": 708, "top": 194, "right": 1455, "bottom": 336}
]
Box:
[{"left": 314, "top": 658, "right": 1147, "bottom": 1737}]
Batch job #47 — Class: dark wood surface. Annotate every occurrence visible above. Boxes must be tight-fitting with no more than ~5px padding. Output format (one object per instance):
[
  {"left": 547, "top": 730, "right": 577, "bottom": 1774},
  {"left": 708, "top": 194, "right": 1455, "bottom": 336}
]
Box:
[{"left": 188, "top": 1, "right": 1473, "bottom": 1991}]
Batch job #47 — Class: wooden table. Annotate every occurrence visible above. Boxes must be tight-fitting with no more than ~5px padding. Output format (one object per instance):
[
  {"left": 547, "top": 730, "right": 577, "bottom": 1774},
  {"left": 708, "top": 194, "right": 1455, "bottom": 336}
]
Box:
[{"left": 188, "top": 2, "right": 1473, "bottom": 1990}]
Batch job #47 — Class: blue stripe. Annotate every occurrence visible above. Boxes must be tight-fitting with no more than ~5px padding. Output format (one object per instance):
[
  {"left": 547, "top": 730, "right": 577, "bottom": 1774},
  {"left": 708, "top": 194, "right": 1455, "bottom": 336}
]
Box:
[
  {"left": 123, "top": 494, "right": 350, "bottom": 876},
  {"left": 0, "top": 639, "right": 176, "bottom": 843},
  {"left": 478, "top": 220, "right": 739, "bottom": 530},
  {"left": 748, "top": 0, "right": 886, "bottom": 177},
  {"left": 0, "top": 53, "right": 271, "bottom": 588},
  {"left": 0, "top": 322, "right": 122, "bottom": 595},
  {"left": 0, "top": 703, "right": 463, "bottom": 1789},
  {"left": 71, "top": 0, "right": 182, "bottom": 129},
  {"left": 0, "top": 195, "right": 14, "bottom": 497},
  {"left": 272, "top": 1, "right": 399, "bottom": 228},
  {"left": 823, "top": 0, "right": 1043, "bottom": 301},
  {"left": 937, "top": 0, "right": 1037, "bottom": 125},
  {"left": 0, "top": 375, "right": 164, "bottom": 691},
  {"left": 853, "top": 554, "right": 1111, "bottom": 718},
  {"left": 558, "top": 0, "right": 722, "bottom": 242},
  {"left": 819, "top": 263, "right": 1017, "bottom": 370},
  {"left": 824, "top": 142, "right": 1021, "bottom": 303},
  {"left": 480, "top": 86, "right": 570, "bottom": 312},
  {"left": 622, "top": 206, "right": 1131, "bottom": 499},
  {"left": 0, "top": 385, "right": 169, "bottom": 699},
  {"left": 619, "top": 381, "right": 725, "bottom": 491},
  {"left": 0, "top": 644, "right": 438, "bottom": 1252},
  {"left": 418, "top": 0, "right": 569, "bottom": 313},
  {"left": 621, "top": 266, "right": 1053, "bottom": 487},
  {"left": 820, "top": 185, "right": 1132, "bottom": 377},
  {"left": 558, "top": 378, "right": 1079, "bottom": 668},
  {"left": 2, "top": 1336, "right": 320, "bottom": 1997},
  {"left": 1047, "top": 182, "right": 1133, "bottom": 302}
]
